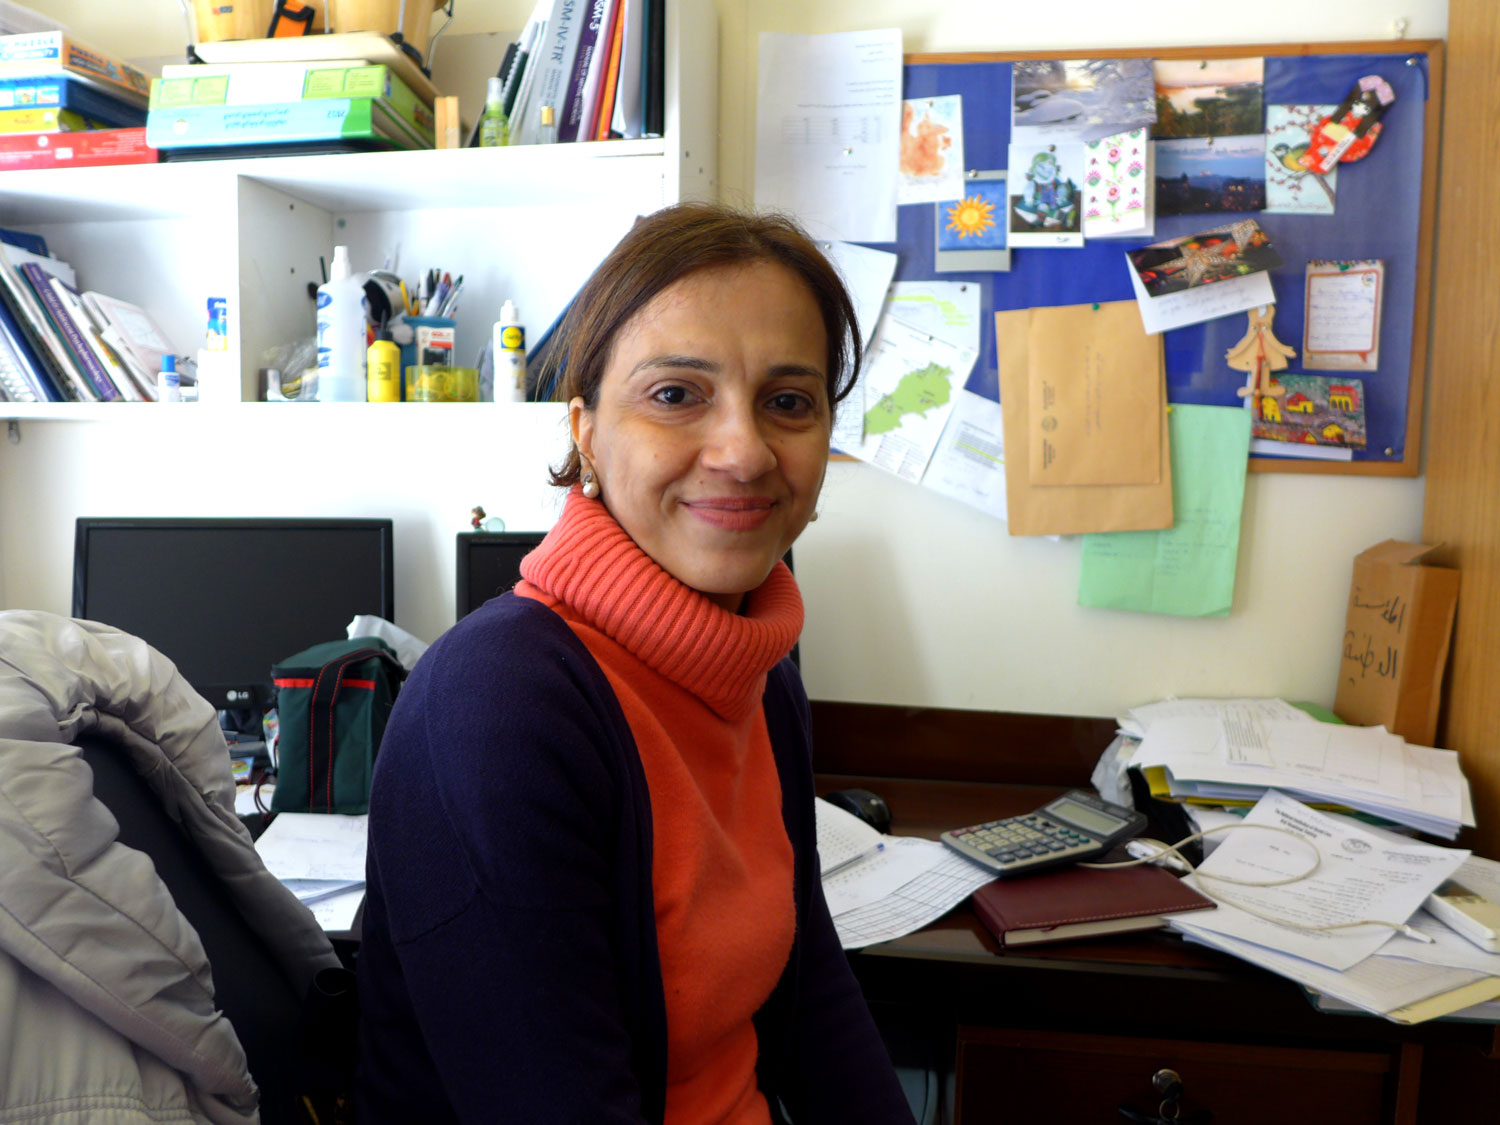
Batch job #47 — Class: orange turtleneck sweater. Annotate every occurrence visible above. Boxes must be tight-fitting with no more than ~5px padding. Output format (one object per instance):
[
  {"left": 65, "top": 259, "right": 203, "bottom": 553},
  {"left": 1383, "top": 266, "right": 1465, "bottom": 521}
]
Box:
[{"left": 515, "top": 490, "right": 803, "bottom": 1125}]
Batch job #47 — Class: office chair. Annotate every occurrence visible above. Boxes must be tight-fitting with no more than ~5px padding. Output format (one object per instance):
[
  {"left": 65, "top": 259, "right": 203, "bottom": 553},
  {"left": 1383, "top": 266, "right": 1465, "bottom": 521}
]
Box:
[{"left": 78, "top": 733, "right": 356, "bottom": 1124}]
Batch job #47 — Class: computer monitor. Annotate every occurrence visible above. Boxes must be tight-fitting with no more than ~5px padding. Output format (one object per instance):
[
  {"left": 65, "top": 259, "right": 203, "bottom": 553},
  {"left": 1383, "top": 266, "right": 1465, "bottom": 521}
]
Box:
[
  {"left": 456, "top": 531, "right": 547, "bottom": 620},
  {"left": 72, "top": 517, "right": 395, "bottom": 721}
]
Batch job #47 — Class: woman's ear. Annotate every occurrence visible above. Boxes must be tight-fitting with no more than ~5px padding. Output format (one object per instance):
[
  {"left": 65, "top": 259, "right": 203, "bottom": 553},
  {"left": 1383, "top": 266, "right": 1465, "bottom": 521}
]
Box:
[{"left": 569, "top": 396, "right": 593, "bottom": 459}]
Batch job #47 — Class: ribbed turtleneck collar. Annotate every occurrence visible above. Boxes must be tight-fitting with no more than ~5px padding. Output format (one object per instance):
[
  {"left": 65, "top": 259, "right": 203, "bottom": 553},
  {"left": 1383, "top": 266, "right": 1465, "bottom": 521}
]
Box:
[{"left": 518, "top": 489, "right": 804, "bottom": 719}]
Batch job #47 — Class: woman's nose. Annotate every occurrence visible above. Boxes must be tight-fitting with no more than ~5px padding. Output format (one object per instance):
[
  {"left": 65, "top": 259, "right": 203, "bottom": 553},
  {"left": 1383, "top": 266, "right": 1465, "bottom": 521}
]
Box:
[{"left": 700, "top": 403, "right": 777, "bottom": 479}]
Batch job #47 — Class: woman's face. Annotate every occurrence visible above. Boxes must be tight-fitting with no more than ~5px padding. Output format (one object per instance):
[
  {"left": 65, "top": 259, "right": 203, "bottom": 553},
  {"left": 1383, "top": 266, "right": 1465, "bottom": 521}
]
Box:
[{"left": 571, "top": 260, "right": 832, "bottom": 612}]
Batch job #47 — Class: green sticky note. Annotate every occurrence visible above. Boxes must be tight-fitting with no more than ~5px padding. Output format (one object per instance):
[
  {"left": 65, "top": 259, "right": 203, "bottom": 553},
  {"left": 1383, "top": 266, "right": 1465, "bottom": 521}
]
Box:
[{"left": 1077, "top": 404, "right": 1252, "bottom": 617}]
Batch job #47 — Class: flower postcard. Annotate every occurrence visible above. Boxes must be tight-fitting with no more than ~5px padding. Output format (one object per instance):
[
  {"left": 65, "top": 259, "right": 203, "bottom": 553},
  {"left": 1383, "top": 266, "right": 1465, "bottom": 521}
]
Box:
[{"left": 1082, "top": 128, "right": 1153, "bottom": 238}]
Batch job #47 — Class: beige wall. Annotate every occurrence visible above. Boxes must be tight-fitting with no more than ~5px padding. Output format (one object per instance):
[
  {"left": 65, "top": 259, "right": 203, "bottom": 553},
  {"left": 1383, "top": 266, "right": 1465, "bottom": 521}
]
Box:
[{"left": 22, "top": 0, "right": 1449, "bottom": 717}]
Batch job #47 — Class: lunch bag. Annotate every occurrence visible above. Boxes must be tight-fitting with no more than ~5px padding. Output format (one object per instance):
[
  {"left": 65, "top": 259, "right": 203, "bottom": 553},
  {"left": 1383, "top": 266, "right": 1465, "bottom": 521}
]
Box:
[{"left": 270, "top": 636, "right": 405, "bottom": 814}]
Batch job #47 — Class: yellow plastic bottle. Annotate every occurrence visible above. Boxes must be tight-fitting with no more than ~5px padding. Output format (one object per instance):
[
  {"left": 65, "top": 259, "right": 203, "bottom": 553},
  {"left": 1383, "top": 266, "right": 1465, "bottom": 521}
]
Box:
[{"left": 367, "top": 322, "right": 401, "bottom": 402}]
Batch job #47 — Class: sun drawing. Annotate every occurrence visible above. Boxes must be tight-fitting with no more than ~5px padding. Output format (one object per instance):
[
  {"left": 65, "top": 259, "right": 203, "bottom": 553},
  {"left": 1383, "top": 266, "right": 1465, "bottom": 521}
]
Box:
[{"left": 945, "top": 194, "right": 996, "bottom": 239}]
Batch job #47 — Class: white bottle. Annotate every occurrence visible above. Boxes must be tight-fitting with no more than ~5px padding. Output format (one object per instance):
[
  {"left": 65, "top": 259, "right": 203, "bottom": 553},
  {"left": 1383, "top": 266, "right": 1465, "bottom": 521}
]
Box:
[
  {"left": 157, "top": 353, "right": 182, "bottom": 402},
  {"left": 493, "top": 300, "right": 527, "bottom": 401},
  {"left": 315, "top": 245, "right": 367, "bottom": 402}
]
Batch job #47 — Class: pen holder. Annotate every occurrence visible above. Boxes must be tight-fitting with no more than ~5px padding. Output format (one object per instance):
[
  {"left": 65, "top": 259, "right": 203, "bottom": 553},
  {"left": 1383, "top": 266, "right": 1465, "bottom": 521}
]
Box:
[{"left": 399, "top": 317, "right": 455, "bottom": 399}]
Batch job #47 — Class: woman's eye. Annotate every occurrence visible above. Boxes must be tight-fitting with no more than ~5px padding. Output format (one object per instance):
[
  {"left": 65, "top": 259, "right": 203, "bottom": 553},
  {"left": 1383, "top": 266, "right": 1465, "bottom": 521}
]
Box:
[
  {"left": 769, "top": 391, "right": 814, "bottom": 414},
  {"left": 653, "top": 385, "right": 692, "bottom": 405}
]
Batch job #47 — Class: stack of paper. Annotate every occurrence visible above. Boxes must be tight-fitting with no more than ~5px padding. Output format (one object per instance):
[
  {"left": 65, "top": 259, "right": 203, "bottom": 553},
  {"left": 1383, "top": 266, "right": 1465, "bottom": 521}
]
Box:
[
  {"left": 1121, "top": 698, "right": 1475, "bottom": 839},
  {"left": 1168, "top": 792, "right": 1500, "bottom": 1024},
  {"left": 815, "top": 797, "right": 997, "bottom": 949},
  {"left": 253, "top": 812, "right": 367, "bottom": 932}
]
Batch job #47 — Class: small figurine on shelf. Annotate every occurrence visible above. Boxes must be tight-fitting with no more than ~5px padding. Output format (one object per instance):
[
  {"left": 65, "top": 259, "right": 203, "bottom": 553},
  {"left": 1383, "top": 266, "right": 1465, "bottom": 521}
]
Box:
[{"left": 471, "top": 506, "right": 486, "bottom": 530}]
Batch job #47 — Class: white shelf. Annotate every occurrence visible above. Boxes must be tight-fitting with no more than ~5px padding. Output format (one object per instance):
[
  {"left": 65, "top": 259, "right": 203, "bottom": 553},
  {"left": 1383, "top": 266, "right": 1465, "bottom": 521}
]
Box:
[
  {"left": 0, "top": 400, "right": 569, "bottom": 422},
  {"left": 0, "top": 138, "right": 670, "bottom": 225}
]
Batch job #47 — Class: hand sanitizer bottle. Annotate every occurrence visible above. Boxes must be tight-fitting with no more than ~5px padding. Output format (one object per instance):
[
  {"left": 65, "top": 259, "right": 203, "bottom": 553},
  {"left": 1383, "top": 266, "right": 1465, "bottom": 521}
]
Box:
[
  {"left": 315, "top": 245, "right": 367, "bottom": 402},
  {"left": 479, "top": 75, "right": 508, "bottom": 147},
  {"left": 157, "top": 354, "right": 182, "bottom": 402}
]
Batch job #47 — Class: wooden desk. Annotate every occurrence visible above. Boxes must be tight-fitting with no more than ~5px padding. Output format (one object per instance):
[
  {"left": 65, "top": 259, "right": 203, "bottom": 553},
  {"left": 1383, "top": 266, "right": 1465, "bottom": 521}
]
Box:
[{"left": 809, "top": 703, "right": 1500, "bottom": 1124}]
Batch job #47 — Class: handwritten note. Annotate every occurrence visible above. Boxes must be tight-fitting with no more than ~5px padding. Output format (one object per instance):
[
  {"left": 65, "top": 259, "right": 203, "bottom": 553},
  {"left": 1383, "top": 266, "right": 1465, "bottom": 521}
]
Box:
[
  {"left": 1128, "top": 255, "right": 1274, "bottom": 335},
  {"left": 1077, "top": 405, "right": 1251, "bottom": 617},
  {"left": 1305, "top": 260, "right": 1383, "bottom": 370}
]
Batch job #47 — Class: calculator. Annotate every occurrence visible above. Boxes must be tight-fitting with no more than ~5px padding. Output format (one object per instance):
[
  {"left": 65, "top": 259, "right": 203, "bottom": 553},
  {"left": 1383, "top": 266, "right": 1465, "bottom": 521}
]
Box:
[{"left": 940, "top": 790, "right": 1148, "bottom": 877}]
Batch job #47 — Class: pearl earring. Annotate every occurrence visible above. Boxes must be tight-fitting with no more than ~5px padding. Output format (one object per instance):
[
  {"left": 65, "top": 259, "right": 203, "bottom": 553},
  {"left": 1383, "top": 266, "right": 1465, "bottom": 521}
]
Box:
[{"left": 581, "top": 469, "right": 600, "bottom": 499}]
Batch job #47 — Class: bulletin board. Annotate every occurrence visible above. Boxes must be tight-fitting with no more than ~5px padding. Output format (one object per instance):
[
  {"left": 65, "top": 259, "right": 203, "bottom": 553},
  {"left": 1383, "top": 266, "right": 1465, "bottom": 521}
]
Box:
[{"left": 877, "top": 42, "right": 1443, "bottom": 476}]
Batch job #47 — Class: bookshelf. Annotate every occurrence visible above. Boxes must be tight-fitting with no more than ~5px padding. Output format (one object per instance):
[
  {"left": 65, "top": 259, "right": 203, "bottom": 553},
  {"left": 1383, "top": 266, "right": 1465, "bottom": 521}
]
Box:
[
  {"left": 0, "top": 3, "right": 718, "bottom": 650},
  {"left": 0, "top": 3, "right": 718, "bottom": 410}
]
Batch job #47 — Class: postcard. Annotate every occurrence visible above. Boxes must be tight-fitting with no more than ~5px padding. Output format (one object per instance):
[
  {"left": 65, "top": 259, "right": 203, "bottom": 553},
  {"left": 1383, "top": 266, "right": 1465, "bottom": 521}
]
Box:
[
  {"left": 934, "top": 170, "right": 1011, "bottom": 272},
  {"left": 1007, "top": 143, "right": 1086, "bottom": 248},
  {"left": 854, "top": 315, "right": 978, "bottom": 483},
  {"left": 1010, "top": 58, "right": 1156, "bottom": 144},
  {"left": 1027, "top": 300, "right": 1162, "bottom": 487},
  {"left": 1304, "top": 259, "right": 1383, "bottom": 371},
  {"left": 1082, "top": 128, "right": 1154, "bottom": 238},
  {"left": 1152, "top": 57, "right": 1264, "bottom": 139},
  {"left": 1154, "top": 134, "right": 1266, "bottom": 216},
  {"left": 1127, "top": 257, "right": 1275, "bottom": 335},
  {"left": 1127, "top": 220, "right": 1281, "bottom": 298},
  {"left": 1251, "top": 374, "right": 1367, "bottom": 448},
  {"left": 898, "top": 95, "right": 965, "bottom": 205},
  {"left": 1265, "top": 104, "right": 1338, "bottom": 215}
]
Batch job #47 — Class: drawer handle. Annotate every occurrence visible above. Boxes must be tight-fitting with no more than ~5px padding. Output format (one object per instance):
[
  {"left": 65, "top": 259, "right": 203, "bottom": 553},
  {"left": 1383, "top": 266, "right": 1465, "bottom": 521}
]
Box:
[{"left": 1117, "top": 1068, "right": 1213, "bottom": 1124}]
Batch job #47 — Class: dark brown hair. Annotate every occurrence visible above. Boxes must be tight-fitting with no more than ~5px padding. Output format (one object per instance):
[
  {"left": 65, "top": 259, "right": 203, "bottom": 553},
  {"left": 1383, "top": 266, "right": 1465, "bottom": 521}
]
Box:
[{"left": 543, "top": 202, "right": 861, "bottom": 487}]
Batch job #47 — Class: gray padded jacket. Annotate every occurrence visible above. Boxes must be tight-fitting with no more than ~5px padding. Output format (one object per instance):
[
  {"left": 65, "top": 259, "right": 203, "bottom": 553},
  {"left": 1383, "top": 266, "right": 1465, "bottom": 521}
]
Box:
[{"left": 0, "top": 610, "right": 342, "bottom": 1124}]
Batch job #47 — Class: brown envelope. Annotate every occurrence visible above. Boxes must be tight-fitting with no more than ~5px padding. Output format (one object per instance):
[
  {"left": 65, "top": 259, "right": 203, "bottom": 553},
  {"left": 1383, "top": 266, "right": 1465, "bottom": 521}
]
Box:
[
  {"left": 999, "top": 307, "right": 1174, "bottom": 537},
  {"left": 1027, "top": 302, "right": 1162, "bottom": 486}
]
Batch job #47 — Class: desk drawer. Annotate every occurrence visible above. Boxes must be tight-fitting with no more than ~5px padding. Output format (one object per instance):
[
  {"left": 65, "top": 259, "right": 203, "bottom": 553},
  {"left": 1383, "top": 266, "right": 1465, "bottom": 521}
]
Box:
[{"left": 955, "top": 1027, "right": 1395, "bottom": 1125}]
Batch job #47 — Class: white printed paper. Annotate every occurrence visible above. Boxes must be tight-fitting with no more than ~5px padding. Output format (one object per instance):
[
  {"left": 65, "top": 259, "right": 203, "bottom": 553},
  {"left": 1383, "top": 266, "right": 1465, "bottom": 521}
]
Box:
[
  {"left": 755, "top": 29, "right": 903, "bottom": 242},
  {"left": 822, "top": 240, "right": 899, "bottom": 355},
  {"left": 1178, "top": 791, "right": 1468, "bottom": 970},
  {"left": 922, "top": 389, "right": 1008, "bottom": 522}
]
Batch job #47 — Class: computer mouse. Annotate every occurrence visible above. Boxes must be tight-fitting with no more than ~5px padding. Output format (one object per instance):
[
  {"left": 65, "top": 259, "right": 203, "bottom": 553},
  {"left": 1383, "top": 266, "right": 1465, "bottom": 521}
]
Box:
[{"left": 822, "top": 788, "right": 892, "bottom": 835}]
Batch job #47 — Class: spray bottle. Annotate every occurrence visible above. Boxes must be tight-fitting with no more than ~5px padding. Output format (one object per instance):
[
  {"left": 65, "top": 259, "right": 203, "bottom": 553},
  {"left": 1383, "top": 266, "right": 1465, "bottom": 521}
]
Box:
[
  {"left": 479, "top": 75, "right": 508, "bottom": 147},
  {"left": 493, "top": 300, "right": 527, "bottom": 401},
  {"left": 315, "top": 245, "right": 367, "bottom": 401}
]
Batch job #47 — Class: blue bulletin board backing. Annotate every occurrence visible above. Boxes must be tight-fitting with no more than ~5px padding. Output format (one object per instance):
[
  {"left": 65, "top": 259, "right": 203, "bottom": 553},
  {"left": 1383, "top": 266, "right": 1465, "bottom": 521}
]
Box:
[{"left": 867, "top": 43, "right": 1441, "bottom": 474}]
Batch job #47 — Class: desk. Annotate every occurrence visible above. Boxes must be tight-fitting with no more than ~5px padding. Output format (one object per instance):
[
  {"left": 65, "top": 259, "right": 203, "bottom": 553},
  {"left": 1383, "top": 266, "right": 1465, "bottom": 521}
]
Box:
[{"left": 809, "top": 703, "right": 1500, "bottom": 1125}]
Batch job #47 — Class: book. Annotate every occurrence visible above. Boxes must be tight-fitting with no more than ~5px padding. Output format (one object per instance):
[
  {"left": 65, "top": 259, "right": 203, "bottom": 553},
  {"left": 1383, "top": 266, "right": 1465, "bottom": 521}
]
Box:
[
  {"left": 0, "top": 31, "right": 152, "bottom": 106},
  {"left": 48, "top": 275, "right": 146, "bottom": 400},
  {"left": 0, "top": 126, "right": 157, "bottom": 170},
  {"left": 611, "top": 0, "right": 644, "bottom": 139},
  {"left": 188, "top": 30, "right": 439, "bottom": 109},
  {"left": 574, "top": 0, "right": 620, "bottom": 144},
  {"left": 0, "top": 74, "right": 146, "bottom": 127},
  {"left": 970, "top": 861, "right": 1216, "bottom": 948},
  {"left": 80, "top": 290, "right": 174, "bottom": 389},
  {"left": 18, "top": 260, "right": 120, "bottom": 400},
  {"left": 592, "top": 0, "right": 626, "bottom": 141},
  {"left": 558, "top": 0, "right": 614, "bottom": 143},
  {"left": 0, "top": 301, "right": 39, "bottom": 400},
  {"left": 0, "top": 239, "right": 90, "bottom": 401},
  {"left": 0, "top": 106, "right": 99, "bottom": 134},
  {"left": 147, "top": 98, "right": 427, "bottom": 151},
  {"left": 152, "top": 63, "right": 433, "bottom": 147},
  {"left": 513, "top": 0, "right": 587, "bottom": 146},
  {"left": 642, "top": 0, "right": 664, "bottom": 137},
  {"left": 0, "top": 226, "right": 46, "bottom": 256}
]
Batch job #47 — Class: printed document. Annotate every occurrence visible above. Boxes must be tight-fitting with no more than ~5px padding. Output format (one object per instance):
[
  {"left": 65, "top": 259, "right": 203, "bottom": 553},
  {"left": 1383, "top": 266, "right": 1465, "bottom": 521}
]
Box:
[
  {"left": 755, "top": 29, "right": 903, "bottom": 242},
  {"left": 922, "top": 389, "right": 1008, "bottom": 522},
  {"left": 1175, "top": 791, "right": 1468, "bottom": 970}
]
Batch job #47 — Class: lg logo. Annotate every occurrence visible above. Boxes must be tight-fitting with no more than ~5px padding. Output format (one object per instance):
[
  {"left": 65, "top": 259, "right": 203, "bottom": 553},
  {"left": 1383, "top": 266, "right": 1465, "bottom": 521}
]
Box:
[{"left": 227, "top": 689, "right": 250, "bottom": 703}]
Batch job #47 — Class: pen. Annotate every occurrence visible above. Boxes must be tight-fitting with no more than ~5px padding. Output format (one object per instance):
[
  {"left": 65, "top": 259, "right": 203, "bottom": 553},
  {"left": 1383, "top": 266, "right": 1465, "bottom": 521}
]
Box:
[{"left": 399, "top": 280, "right": 413, "bottom": 316}]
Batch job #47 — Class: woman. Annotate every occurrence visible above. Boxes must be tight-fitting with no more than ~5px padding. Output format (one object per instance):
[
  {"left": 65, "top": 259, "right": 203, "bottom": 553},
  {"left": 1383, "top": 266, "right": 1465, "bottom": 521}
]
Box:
[{"left": 357, "top": 203, "right": 915, "bottom": 1124}]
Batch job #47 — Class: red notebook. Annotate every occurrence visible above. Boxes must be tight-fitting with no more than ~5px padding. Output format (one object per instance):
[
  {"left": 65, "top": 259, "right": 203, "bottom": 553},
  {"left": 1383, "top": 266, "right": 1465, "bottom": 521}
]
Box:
[{"left": 971, "top": 862, "right": 1216, "bottom": 948}]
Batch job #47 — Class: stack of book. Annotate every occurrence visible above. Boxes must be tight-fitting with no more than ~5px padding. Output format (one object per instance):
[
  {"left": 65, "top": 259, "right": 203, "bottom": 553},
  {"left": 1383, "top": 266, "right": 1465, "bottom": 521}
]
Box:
[
  {"left": 0, "top": 30, "right": 156, "bottom": 170},
  {"left": 0, "top": 229, "right": 174, "bottom": 404},
  {"left": 146, "top": 59, "right": 434, "bottom": 158},
  {"left": 498, "top": 0, "right": 665, "bottom": 146}
]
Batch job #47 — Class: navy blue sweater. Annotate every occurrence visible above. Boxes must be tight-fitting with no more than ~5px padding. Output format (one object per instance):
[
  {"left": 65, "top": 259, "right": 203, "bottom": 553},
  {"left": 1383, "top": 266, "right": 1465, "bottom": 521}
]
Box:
[{"left": 356, "top": 593, "right": 914, "bottom": 1123}]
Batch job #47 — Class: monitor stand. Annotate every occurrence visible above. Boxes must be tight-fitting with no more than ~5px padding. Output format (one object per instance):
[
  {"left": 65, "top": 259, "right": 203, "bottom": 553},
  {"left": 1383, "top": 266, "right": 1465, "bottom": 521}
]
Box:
[{"left": 219, "top": 707, "right": 269, "bottom": 765}]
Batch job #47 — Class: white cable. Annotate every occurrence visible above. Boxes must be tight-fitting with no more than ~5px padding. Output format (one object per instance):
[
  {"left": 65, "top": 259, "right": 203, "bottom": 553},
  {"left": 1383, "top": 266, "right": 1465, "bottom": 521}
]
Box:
[{"left": 1079, "top": 823, "right": 1434, "bottom": 943}]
